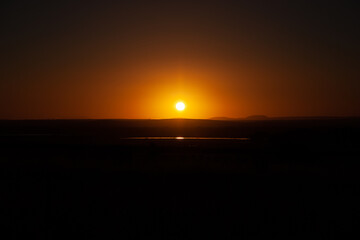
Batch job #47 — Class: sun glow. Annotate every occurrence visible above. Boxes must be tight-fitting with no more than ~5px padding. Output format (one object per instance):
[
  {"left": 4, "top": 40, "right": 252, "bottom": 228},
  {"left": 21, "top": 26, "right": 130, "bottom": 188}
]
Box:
[{"left": 175, "top": 101, "right": 185, "bottom": 111}]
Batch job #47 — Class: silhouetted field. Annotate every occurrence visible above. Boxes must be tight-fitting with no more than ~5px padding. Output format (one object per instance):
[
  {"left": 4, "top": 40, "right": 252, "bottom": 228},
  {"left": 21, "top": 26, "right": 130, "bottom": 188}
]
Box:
[{"left": 1, "top": 119, "right": 360, "bottom": 239}]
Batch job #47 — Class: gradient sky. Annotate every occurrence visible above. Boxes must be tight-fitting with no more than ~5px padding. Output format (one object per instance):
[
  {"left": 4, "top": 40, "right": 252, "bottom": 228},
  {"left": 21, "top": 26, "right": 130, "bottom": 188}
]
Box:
[{"left": 1, "top": 0, "right": 359, "bottom": 119}]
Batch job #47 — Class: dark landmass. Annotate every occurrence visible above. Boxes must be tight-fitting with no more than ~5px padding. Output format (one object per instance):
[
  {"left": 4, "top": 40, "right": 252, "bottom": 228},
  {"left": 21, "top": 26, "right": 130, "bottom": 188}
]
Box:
[
  {"left": 245, "top": 115, "right": 269, "bottom": 120},
  {"left": 210, "top": 115, "right": 357, "bottom": 121},
  {"left": 1, "top": 118, "right": 360, "bottom": 239}
]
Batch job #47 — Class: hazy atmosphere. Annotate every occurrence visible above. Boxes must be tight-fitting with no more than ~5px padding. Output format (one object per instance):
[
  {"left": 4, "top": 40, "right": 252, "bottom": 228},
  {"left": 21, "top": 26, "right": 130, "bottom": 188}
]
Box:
[
  {"left": 1, "top": 0, "right": 359, "bottom": 118},
  {"left": 2, "top": 2, "right": 360, "bottom": 239}
]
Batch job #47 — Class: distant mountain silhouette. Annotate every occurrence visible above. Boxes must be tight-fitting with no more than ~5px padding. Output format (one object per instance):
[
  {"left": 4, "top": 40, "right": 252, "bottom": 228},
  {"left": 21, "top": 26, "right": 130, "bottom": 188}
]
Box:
[
  {"left": 245, "top": 115, "right": 269, "bottom": 120},
  {"left": 210, "top": 115, "right": 269, "bottom": 121},
  {"left": 209, "top": 117, "right": 239, "bottom": 121},
  {"left": 209, "top": 115, "right": 355, "bottom": 121}
]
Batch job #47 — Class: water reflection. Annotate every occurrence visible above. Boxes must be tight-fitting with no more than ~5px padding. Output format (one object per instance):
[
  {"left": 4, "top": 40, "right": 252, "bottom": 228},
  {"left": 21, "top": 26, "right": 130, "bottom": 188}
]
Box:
[{"left": 126, "top": 137, "right": 249, "bottom": 140}]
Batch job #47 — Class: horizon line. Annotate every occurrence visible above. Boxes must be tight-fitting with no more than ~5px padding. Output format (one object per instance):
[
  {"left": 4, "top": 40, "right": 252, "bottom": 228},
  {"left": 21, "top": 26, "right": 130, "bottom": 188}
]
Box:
[{"left": 0, "top": 116, "right": 359, "bottom": 121}]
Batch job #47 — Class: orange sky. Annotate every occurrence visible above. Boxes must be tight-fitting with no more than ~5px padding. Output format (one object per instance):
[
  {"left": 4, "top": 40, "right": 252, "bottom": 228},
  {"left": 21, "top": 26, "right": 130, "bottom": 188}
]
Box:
[
  {"left": 1, "top": 59, "right": 357, "bottom": 119},
  {"left": 1, "top": 1, "right": 359, "bottom": 119}
]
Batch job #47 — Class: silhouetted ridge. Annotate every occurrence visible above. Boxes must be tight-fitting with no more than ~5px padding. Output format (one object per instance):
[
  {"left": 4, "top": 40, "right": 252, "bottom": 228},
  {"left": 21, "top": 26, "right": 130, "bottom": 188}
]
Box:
[{"left": 245, "top": 115, "right": 268, "bottom": 120}]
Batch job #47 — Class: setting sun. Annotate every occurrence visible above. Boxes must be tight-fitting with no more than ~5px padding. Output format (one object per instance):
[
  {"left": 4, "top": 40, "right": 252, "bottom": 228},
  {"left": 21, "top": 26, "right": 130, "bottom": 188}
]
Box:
[{"left": 175, "top": 101, "right": 185, "bottom": 111}]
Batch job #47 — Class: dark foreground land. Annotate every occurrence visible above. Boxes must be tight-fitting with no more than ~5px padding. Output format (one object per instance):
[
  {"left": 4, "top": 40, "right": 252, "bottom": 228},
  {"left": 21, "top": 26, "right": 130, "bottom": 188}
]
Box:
[{"left": 1, "top": 118, "right": 360, "bottom": 239}]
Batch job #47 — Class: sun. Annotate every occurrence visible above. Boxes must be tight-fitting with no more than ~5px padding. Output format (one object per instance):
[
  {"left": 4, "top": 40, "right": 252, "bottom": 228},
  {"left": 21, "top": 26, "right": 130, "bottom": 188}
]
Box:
[{"left": 175, "top": 101, "right": 185, "bottom": 111}]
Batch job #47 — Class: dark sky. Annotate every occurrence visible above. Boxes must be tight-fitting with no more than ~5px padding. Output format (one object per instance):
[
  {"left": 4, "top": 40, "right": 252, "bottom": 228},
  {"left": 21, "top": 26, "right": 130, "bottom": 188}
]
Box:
[{"left": 1, "top": 0, "right": 359, "bottom": 118}]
